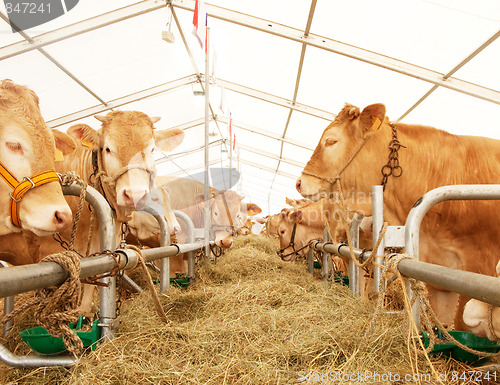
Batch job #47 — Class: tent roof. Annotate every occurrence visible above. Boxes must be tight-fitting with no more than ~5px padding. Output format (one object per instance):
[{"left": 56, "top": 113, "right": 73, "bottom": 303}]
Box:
[{"left": 1, "top": 0, "right": 499, "bottom": 215}]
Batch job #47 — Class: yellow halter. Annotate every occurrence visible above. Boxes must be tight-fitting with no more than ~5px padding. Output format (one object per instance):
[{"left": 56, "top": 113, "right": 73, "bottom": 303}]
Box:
[{"left": 0, "top": 162, "right": 61, "bottom": 227}]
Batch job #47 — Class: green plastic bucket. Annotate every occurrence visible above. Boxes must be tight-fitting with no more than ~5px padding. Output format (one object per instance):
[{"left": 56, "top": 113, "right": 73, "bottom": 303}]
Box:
[
  {"left": 422, "top": 329, "right": 500, "bottom": 364},
  {"left": 20, "top": 317, "right": 100, "bottom": 355}
]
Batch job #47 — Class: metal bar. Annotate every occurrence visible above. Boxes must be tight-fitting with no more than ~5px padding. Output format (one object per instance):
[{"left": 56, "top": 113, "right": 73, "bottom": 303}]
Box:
[
  {"left": 405, "top": 185, "right": 500, "bottom": 259},
  {"left": 173, "top": 210, "right": 196, "bottom": 280},
  {"left": 47, "top": 75, "right": 198, "bottom": 128},
  {"left": 398, "top": 30, "right": 500, "bottom": 121},
  {"left": 396, "top": 258, "right": 500, "bottom": 308},
  {"left": 0, "top": 0, "right": 167, "bottom": 60},
  {"left": 348, "top": 213, "right": 363, "bottom": 296},
  {"left": 172, "top": 0, "right": 500, "bottom": 105},
  {"left": 0, "top": 261, "right": 13, "bottom": 338},
  {"left": 204, "top": 27, "right": 211, "bottom": 260},
  {"left": 217, "top": 116, "right": 316, "bottom": 151},
  {"left": 371, "top": 186, "right": 384, "bottom": 292},
  {"left": 404, "top": 184, "right": 500, "bottom": 329},
  {"left": 0, "top": 242, "right": 208, "bottom": 299},
  {"left": 307, "top": 246, "right": 314, "bottom": 275},
  {"left": 212, "top": 78, "right": 335, "bottom": 120},
  {"left": 62, "top": 184, "right": 117, "bottom": 341},
  {"left": 313, "top": 241, "right": 500, "bottom": 308},
  {"left": 322, "top": 227, "right": 329, "bottom": 282},
  {"left": 0, "top": 344, "right": 77, "bottom": 368},
  {"left": 141, "top": 207, "right": 171, "bottom": 293}
]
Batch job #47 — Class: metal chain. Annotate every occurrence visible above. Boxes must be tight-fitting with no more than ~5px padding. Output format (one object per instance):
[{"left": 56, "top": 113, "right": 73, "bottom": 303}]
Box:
[{"left": 380, "top": 123, "right": 406, "bottom": 190}]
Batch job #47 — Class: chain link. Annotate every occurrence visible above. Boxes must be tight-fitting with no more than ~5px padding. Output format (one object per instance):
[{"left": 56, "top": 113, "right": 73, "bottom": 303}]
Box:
[{"left": 381, "top": 123, "right": 406, "bottom": 189}]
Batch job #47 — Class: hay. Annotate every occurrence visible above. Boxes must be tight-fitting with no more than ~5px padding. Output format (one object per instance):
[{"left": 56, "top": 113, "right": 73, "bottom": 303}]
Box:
[{"left": 1, "top": 235, "right": 495, "bottom": 384}]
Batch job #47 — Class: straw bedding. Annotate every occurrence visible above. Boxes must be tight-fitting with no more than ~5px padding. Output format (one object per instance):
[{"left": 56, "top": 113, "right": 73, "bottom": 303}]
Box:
[{"left": 0, "top": 235, "right": 496, "bottom": 384}]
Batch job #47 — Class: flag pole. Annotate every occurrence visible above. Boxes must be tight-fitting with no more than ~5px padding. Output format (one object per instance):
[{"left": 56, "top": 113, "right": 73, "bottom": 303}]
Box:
[
  {"left": 229, "top": 113, "right": 233, "bottom": 189},
  {"left": 204, "top": 26, "right": 211, "bottom": 259}
]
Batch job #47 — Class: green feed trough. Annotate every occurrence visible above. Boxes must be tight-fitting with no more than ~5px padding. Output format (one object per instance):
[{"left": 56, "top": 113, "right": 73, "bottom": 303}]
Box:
[
  {"left": 19, "top": 317, "right": 100, "bottom": 355},
  {"left": 422, "top": 329, "right": 500, "bottom": 364}
]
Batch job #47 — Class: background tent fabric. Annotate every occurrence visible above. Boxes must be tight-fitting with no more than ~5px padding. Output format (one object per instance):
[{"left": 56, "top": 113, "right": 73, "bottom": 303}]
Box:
[{"left": 1, "top": 0, "right": 498, "bottom": 216}]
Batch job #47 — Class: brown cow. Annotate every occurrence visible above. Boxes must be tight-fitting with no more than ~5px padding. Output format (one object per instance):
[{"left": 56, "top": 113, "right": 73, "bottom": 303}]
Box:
[
  {"left": 0, "top": 79, "right": 73, "bottom": 236},
  {"left": 296, "top": 102, "right": 500, "bottom": 330}
]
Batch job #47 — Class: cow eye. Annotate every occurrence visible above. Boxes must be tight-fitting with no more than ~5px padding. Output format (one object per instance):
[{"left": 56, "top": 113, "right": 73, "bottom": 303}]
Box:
[
  {"left": 6, "top": 142, "right": 23, "bottom": 154},
  {"left": 104, "top": 147, "right": 111, "bottom": 153},
  {"left": 325, "top": 138, "right": 337, "bottom": 146}
]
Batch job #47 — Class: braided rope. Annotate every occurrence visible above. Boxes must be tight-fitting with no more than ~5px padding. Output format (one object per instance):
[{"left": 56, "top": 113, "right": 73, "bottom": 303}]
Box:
[{"left": 126, "top": 244, "right": 171, "bottom": 324}]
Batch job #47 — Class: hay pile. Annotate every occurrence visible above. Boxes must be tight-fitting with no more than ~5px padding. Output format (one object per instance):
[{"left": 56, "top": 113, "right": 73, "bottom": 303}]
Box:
[{"left": 0, "top": 235, "right": 489, "bottom": 384}]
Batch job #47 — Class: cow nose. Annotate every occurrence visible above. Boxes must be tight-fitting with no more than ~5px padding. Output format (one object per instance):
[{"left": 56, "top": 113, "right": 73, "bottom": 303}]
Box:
[
  {"left": 122, "top": 188, "right": 148, "bottom": 208},
  {"left": 53, "top": 209, "right": 73, "bottom": 231},
  {"left": 296, "top": 179, "right": 302, "bottom": 193},
  {"left": 220, "top": 236, "right": 233, "bottom": 248}
]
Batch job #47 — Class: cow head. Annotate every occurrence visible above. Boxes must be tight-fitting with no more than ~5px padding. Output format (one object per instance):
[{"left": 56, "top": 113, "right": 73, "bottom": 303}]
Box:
[
  {"left": 67, "top": 111, "right": 184, "bottom": 222},
  {"left": 0, "top": 80, "right": 74, "bottom": 236},
  {"left": 201, "top": 190, "right": 261, "bottom": 248},
  {"left": 296, "top": 103, "right": 387, "bottom": 201},
  {"left": 128, "top": 184, "right": 182, "bottom": 244},
  {"left": 277, "top": 207, "right": 325, "bottom": 261}
]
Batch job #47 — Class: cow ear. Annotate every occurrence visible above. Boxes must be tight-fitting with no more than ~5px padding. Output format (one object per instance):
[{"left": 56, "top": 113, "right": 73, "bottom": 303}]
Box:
[
  {"left": 155, "top": 128, "right": 185, "bottom": 152},
  {"left": 52, "top": 129, "right": 76, "bottom": 155},
  {"left": 359, "top": 104, "right": 386, "bottom": 133},
  {"left": 244, "top": 203, "right": 262, "bottom": 216},
  {"left": 290, "top": 210, "right": 303, "bottom": 223},
  {"left": 67, "top": 124, "right": 99, "bottom": 148},
  {"left": 94, "top": 115, "right": 106, "bottom": 123},
  {"left": 150, "top": 116, "right": 161, "bottom": 125}
]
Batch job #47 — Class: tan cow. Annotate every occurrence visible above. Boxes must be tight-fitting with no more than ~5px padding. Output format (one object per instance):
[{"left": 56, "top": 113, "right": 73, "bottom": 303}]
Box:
[
  {"left": 296, "top": 102, "right": 500, "bottom": 330},
  {"left": 462, "top": 260, "right": 500, "bottom": 341},
  {"left": 0, "top": 111, "right": 184, "bottom": 270},
  {"left": 127, "top": 176, "right": 262, "bottom": 276},
  {"left": 0, "top": 79, "right": 73, "bottom": 236}
]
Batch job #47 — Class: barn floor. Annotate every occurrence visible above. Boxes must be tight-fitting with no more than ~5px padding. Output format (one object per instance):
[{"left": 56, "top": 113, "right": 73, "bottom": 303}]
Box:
[{"left": 0, "top": 235, "right": 498, "bottom": 384}]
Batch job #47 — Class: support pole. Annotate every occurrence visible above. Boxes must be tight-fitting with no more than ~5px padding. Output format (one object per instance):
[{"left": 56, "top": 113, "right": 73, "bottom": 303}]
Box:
[
  {"left": 203, "top": 27, "right": 211, "bottom": 260},
  {"left": 348, "top": 213, "right": 363, "bottom": 296},
  {"left": 141, "top": 207, "right": 170, "bottom": 293},
  {"left": 371, "top": 186, "right": 384, "bottom": 292}
]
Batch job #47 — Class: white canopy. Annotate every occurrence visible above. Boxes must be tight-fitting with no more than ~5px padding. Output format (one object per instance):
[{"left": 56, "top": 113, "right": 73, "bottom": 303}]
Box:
[{"left": 1, "top": 0, "right": 499, "bottom": 215}]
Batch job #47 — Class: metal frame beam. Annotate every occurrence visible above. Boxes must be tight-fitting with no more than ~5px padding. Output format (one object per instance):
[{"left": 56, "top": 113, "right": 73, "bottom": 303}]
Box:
[
  {"left": 0, "top": 0, "right": 167, "bottom": 60},
  {"left": 47, "top": 75, "right": 199, "bottom": 128},
  {"left": 173, "top": 0, "right": 500, "bottom": 105}
]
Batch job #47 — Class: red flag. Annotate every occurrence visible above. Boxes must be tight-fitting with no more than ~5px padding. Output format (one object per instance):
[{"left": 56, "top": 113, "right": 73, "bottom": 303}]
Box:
[
  {"left": 192, "top": 0, "right": 207, "bottom": 53},
  {"left": 229, "top": 113, "right": 236, "bottom": 151}
]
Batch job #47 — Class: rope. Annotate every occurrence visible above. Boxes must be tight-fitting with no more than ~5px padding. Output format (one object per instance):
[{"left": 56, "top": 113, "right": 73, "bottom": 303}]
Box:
[
  {"left": 487, "top": 305, "right": 500, "bottom": 342},
  {"left": 126, "top": 244, "right": 171, "bottom": 324},
  {"left": 2, "top": 172, "right": 88, "bottom": 356}
]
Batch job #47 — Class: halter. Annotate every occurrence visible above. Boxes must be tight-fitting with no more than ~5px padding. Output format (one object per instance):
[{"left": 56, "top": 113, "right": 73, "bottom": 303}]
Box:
[
  {"left": 91, "top": 148, "right": 156, "bottom": 215},
  {"left": 300, "top": 122, "right": 404, "bottom": 190},
  {"left": 0, "top": 162, "right": 61, "bottom": 227}
]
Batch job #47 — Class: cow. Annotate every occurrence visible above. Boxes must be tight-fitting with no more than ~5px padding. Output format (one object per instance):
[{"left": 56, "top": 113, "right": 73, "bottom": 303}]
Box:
[
  {"left": 127, "top": 175, "right": 262, "bottom": 277},
  {"left": 0, "top": 79, "right": 73, "bottom": 236},
  {"left": 295, "top": 102, "right": 500, "bottom": 330},
  {"left": 462, "top": 260, "right": 500, "bottom": 341},
  {"left": 258, "top": 214, "right": 281, "bottom": 237}
]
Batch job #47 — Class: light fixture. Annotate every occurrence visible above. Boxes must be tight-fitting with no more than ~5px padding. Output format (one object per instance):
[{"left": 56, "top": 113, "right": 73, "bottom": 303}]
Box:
[{"left": 161, "top": 11, "right": 175, "bottom": 43}]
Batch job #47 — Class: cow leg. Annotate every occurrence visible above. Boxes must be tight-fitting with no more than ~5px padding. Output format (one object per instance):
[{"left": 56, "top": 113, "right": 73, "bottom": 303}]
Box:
[
  {"left": 78, "top": 283, "right": 97, "bottom": 319},
  {"left": 426, "top": 286, "right": 459, "bottom": 328}
]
